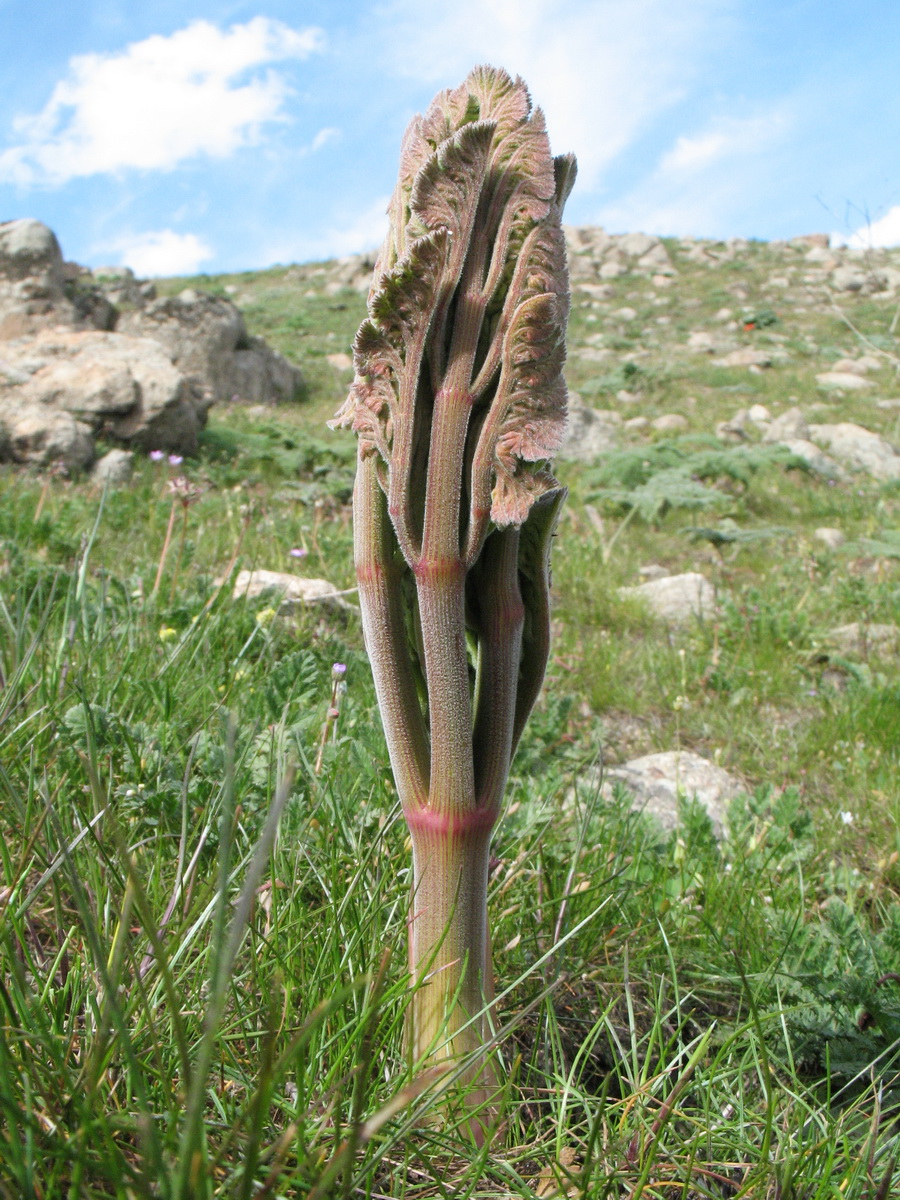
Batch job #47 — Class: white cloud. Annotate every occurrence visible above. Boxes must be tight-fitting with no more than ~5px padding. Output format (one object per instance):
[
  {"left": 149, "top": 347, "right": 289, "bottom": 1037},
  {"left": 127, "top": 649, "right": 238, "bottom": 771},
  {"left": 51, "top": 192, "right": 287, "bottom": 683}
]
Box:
[
  {"left": 379, "top": 0, "right": 733, "bottom": 189},
  {"left": 832, "top": 205, "right": 900, "bottom": 249},
  {"left": 597, "top": 110, "right": 789, "bottom": 237},
  {"left": 310, "top": 127, "right": 340, "bottom": 153},
  {"left": 0, "top": 18, "right": 325, "bottom": 185},
  {"left": 106, "top": 229, "right": 214, "bottom": 277},
  {"left": 658, "top": 114, "right": 787, "bottom": 176},
  {"left": 262, "top": 195, "right": 390, "bottom": 264}
]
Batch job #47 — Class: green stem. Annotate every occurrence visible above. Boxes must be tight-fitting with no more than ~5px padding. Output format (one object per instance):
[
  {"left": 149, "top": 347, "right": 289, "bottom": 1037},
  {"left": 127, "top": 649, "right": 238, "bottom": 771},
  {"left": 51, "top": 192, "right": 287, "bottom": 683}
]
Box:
[
  {"left": 407, "top": 810, "right": 498, "bottom": 1094},
  {"left": 354, "top": 456, "right": 429, "bottom": 805}
]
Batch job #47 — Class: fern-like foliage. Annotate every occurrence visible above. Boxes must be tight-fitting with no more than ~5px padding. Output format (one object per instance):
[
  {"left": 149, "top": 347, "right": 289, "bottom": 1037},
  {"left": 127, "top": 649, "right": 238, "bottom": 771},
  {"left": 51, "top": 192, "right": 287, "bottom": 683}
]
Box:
[{"left": 585, "top": 437, "right": 806, "bottom": 521}]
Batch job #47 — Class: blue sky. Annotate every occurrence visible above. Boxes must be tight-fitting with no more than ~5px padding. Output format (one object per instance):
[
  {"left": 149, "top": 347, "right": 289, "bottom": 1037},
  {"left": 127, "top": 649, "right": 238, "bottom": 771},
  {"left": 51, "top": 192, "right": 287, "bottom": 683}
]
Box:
[{"left": 0, "top": 1, "right": 897, "bottom": 275}]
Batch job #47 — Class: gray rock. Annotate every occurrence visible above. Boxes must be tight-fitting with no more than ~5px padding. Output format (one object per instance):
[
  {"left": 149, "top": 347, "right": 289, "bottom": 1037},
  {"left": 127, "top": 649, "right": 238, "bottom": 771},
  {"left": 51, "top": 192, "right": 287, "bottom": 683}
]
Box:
[
  {"left": 91, "top": 448, "right": 134, "bottom": 485},
  {"left": 826, "top": 622, "right": 900, "bottom": 657},
  {"left": 713, "top": 347, "right": 774, "bottom": 368},
  {"left": 808, "top": 423, "right": 900, "bottom": 480},
  {"left": 0, "top": 218, "right": 72, "bottom": 337},
  {"left": 602, "top": 750, "right": 744, "bottom": 836},
  {"left": 617, "top": 232, "right": 658, "bottom": 258},
  {"left": 559, "top": 398, "right": 620, "bottom": 461},
  {"left": 762, "top": 407, "right": 809, "bottom": 443},
  {"left": 637, "top": 243, "right": 675, "bottom": 275},
  {"left": 0, "top": 405, "right": 94, "bottom": 470},
  {"left": 619, "top": 572, "right": 717, "bottom": 624},
  {"left": 813, "top": 527, "right": 845, "bottom": 550},
  {"left": 118, "top": 291, "right": 302, "bottom": 406},
  {"left": 652, "top": 413, "right": 689, "bottom": 433},
  {"left": 230, "top": 569, "right": 354, "bottom": 612},
  {"left": 815, "top": 370, "right": 874, "bottom": 391},
  {"left": 777, "top": 438, "right": 845, "bottom": 479},
  {"left": 0, "top": 329, "right": 210, "bottom": 465},
  {"left": 831, "top": 266, "right": 871, "bottom": 292}
]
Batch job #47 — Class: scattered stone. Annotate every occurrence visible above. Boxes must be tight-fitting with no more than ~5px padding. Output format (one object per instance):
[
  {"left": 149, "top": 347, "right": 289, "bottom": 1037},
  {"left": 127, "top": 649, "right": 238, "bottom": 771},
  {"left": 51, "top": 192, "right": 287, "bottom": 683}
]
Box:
[
  {"left": 652, "top": 413, "right": 689, "bottom": 433},
  {"left": 748, "top": 404, "right": 772, "bottom": 424},
  {"left": 599, "top": 260, "right": 626, "bottom": 279},
  {"left": 91, "top": 448, "right": 134, "bottom": 486},
  {"left": 638, "top": 563, "right": 671, "bottom": 580},
  {"left": 624, "top": 416, "right": 649, "bottom": 431},
  {"left": 815, "top": 371, "right": 874, "bottom": 391},
  {"left": 614, "top": 307, "right": 637, "bottom": 321},
  {"left": 687, "top": 330, "right": 716, "bottom": 350},
  {"left": 619, "top": 572, "right": 717, "bottom": 624},
  {"left": 762, "top": 407, "right": 809, "bottom": 443},
  {"left": 832, "top": 356, "right": 880, "bottom": 374},
  {"left": 559, "top": 398, "right": 620, "bottom": 461},
  {"left": 575, "top": 282, "right": 614, "bottom": 300},
  {"left": 831, "top": 266, "right": 871, "bottom": 293},
  {"left": 637, "top": 243, "right": 675, "bottom": 275},
  {"left": 808, "top": 423, "right": 900, "bottom": 480},
  {"left": 618, "top": 232, "right": 658, "bottom": 258},
  {"left": 713, "top": 347, "right": 774, "bottom": 368},
  {"left": 230, "top": 569, "right": 354, "bottom": 612},
  {"left": 602, "top": 750, "right": 744, "bottom": 836},
  {"left": 778, "top": 438, "right": 845, "bottom": 479},
  {"left": 813, "top": 527, "right": 845, "bottom": 550},
  {"left": 826, "top": 622, "right": 900, "bottom": 657}
]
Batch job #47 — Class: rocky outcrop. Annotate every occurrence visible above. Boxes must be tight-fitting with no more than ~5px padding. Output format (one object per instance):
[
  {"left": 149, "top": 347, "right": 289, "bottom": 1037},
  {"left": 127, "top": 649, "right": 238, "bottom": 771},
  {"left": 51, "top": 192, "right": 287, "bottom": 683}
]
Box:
[
  {"left": 0, "top": 219, "right": 303, "bottom": 469},
  {"left": 117, "top": 289, "right": 302, "bottom": 406},
  {"left": 0, "top": 328, "right": 211, "bottom": 468}
]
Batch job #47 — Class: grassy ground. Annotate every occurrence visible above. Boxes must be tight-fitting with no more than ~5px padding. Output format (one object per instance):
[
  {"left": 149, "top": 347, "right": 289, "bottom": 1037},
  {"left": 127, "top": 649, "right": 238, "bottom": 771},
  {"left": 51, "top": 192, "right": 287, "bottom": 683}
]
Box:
[{"left": 2, "top": 241, "right": 900, "bottom": 1196}]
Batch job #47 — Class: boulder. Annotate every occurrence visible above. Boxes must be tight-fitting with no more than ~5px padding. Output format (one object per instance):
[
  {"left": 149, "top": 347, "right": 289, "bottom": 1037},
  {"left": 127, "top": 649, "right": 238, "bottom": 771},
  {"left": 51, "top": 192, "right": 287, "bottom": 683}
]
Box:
[
  {"left": 0, "top": 220, "right": 304, "bottom": 469},
  {"left": 762, "top": 407, "right": 809, "bottom": 443},
  {"left": 118, "top": 290, "right": 302, "bottom": 406},
  {"left": 0, "top": 329, "right": 211, "bottom": 466},
  {"left": 651, "top": 413, "right": 689, "bottom": 433},
  {"left": 617, "top": 232, "right": 658, "bottom": 258},
  {"left": 91, "top": 448, "right": 134, "bottom": 486},
  {"left": 559, "top": 398, "right": 620, "bottom": 461},
  {"left": 813, "top": 527, "right": 845, "bottom": 550},
  {"left": 808, "top": 423, "right": 900, "bottom": 481},
  {"left": 777, "top": 438, "right": 845, "bottom": 479},
  {"left": 230, "top": 568, "right": 354, "bottom": 612},
  {"left": 826, "top": 622, "right": 900, "bottom": 657},
  {"left": 713, "top": 347, "right": 774, "bottom": 368},
  {"left": 0, "top": 219, "right": 74, "bottom": 337},
  {"left": 602, "top": 750, "right": 744, "bottom": 836},
  {"left": 619, "top": 572, "right": 717, "bottom": 624},
  {"left": 815, "top": 371, "right": 874, "bottom": 391}
]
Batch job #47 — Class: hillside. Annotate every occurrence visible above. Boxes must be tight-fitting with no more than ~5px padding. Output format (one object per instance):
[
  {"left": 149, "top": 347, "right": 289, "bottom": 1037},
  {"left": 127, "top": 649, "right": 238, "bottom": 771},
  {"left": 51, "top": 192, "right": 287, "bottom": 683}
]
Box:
[{"left": 2, "top": 227, "right": 900, "bottom": 1194}]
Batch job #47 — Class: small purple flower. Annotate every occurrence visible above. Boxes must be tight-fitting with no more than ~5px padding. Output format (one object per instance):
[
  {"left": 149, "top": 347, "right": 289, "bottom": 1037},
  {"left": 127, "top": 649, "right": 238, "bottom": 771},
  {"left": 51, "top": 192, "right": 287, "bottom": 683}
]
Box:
[
  {"left": 149, "top": 450, "right": 165, "bottom": 462},
  {"left": 332, "top": 662, "right": 347, "bottom": 680},
  {"left": 168, "top": 454, "right": 184, "bottom": 466},
  {"left": 289, "top": 547, "right": 308, "bottom": 558}
]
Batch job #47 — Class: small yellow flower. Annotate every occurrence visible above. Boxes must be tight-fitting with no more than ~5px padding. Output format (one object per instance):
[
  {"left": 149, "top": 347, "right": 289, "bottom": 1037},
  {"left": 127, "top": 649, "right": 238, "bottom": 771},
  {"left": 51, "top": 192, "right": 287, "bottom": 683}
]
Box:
[
  {"left": 255, "top": 606, "right": 277, "bottom": 627},
  {"left": 158, "top": 626, "right": 178, "bottom": 642}
]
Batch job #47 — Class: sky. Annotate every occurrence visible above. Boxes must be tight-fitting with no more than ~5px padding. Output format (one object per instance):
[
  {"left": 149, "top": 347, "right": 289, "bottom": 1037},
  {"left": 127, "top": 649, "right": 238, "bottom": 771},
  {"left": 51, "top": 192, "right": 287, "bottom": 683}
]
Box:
[{"left": 0, "top": 1, "right": 898, "bottom": 276}]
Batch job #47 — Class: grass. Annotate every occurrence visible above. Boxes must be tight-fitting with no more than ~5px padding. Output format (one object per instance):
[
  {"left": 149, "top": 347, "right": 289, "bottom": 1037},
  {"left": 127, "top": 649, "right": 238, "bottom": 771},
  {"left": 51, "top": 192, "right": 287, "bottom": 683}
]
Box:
[{"left": 2, "top": 238, "right": 900, "bottom": 1195}]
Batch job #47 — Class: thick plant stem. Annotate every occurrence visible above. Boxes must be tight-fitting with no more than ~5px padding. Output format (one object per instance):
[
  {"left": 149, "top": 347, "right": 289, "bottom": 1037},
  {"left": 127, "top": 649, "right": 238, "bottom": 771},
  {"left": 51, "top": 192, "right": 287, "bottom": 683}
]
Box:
[
  {"left": 354, "top": 457, "right": 429, "bottom": 805},
  {"left": 407, "top": 811, "right": 498, "bottom": 1096}
]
